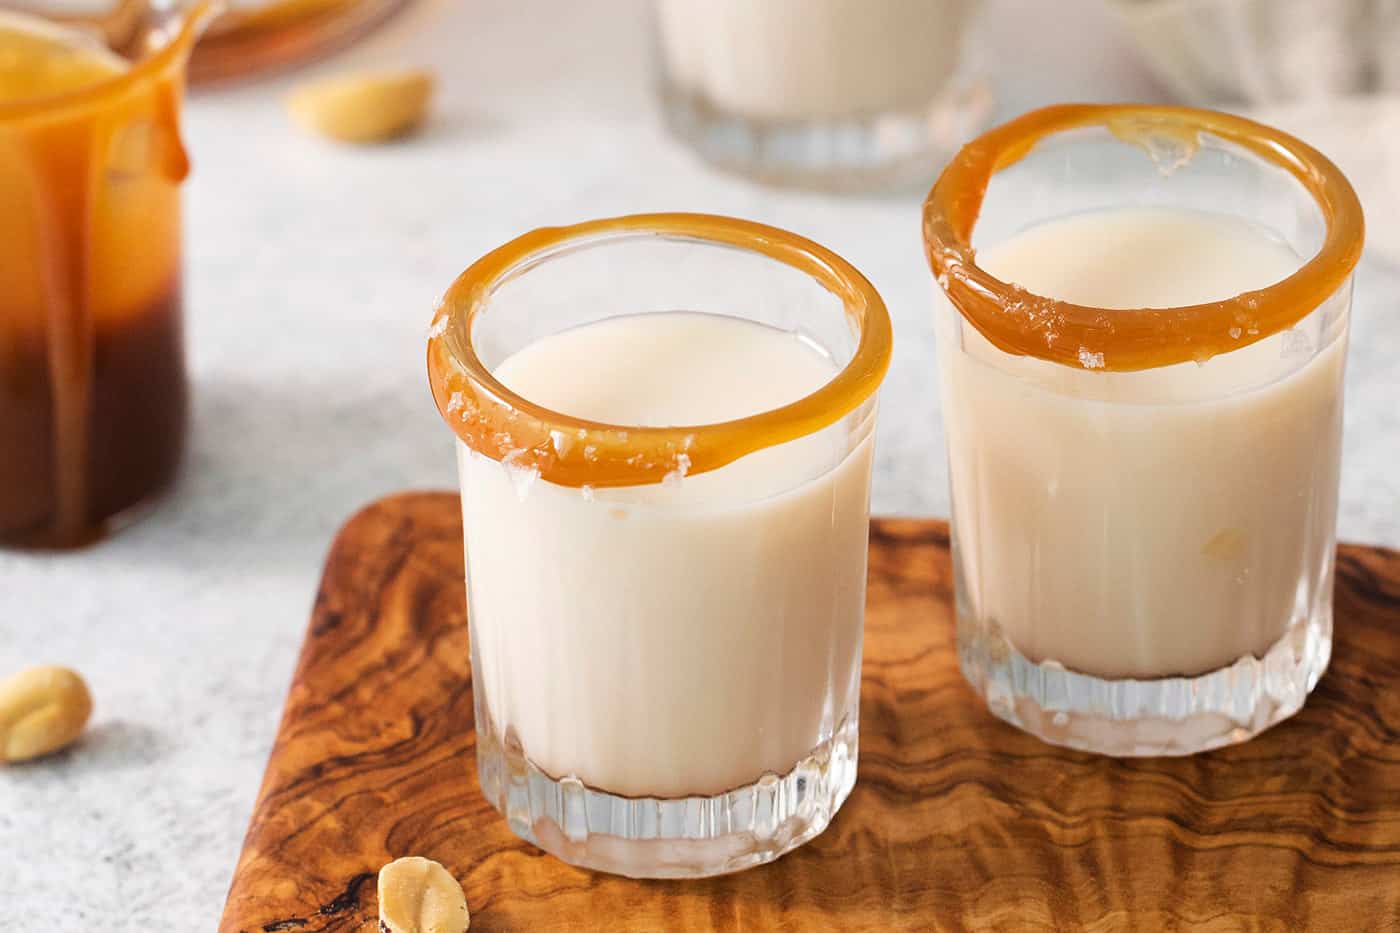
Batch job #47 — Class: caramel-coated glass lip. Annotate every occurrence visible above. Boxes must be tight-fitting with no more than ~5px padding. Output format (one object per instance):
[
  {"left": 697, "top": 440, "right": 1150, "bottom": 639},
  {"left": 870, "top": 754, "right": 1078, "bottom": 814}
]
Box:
[
  {"left": 922, "top": 103, "right": 1365, "bottom": 371},
  {"left": 0, "top": 0, "right": 218, "bottom": 123},
  {"left": 428, "top": 213, "right": 893, "bottom": 489}
]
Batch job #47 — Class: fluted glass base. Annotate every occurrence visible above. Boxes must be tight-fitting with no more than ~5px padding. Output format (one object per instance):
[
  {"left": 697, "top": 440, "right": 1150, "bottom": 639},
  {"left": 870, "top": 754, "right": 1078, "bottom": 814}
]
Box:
[
  {"left": 958, "top": 609, "right": 1332, "bottom": 757},
  {"left": 475, "top": 712, "right": 858, "bottom": 879}
]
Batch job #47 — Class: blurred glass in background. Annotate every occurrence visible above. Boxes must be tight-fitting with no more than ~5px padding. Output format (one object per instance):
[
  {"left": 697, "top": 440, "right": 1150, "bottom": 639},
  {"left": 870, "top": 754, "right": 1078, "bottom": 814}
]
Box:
[
  {"left": 1107, "top": 0, "right": 1400, "bottom": 105},
  {"left": 653, "top": 0, "right": 990, "bottom": 192}
]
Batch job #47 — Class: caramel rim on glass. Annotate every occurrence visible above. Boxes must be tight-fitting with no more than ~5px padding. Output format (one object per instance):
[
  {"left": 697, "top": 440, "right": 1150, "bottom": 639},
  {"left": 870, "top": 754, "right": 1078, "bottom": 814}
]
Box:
[
  {"left": 428, "top": 213, "right": 893, "bottom": 489},
  {"left": 922, "top": 103, "right": 1364, "bottom": 372},
  {"left": 0, "top": 0, "right": 218, "bottom": 122}
]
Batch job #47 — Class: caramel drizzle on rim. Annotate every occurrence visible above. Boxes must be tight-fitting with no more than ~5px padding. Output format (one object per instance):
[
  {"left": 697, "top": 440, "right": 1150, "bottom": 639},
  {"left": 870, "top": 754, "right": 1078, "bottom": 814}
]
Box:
[
  {"left": 922, "top": 104, "right": 1364, "bottom": 372},
  {"left": 427, "top": 213, "right": 892, "bottom": 488}
]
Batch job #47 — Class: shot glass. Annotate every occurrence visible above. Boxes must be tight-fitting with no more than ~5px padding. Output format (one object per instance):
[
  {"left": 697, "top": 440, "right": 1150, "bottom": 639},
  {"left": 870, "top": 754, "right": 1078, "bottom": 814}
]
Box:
[
  {"left": 428, "top": 213, "right": 891, "bottom": 877},
  {"left": 923, "top": 105, "right": 1363, "bottom": 756}
]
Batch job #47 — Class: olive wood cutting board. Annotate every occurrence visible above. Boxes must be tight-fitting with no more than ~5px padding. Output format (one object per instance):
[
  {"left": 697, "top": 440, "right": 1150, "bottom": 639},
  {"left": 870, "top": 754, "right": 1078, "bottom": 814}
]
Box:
[{"left": 220, "top": 492, "right": 1400, "bottom": 932}]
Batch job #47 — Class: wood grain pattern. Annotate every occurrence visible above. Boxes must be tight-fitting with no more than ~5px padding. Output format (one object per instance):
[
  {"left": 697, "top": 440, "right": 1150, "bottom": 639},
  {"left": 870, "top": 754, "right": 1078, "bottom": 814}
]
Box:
[{"left": 220, "top": 492, "right": 1400, "bottom": 933}]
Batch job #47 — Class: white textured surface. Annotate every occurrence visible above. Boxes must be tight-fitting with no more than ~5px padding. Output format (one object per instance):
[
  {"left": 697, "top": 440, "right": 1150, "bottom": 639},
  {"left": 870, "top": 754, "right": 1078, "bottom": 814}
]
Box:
[{"left": 1, "top": 1, "right": 1397, "bottom": 928}]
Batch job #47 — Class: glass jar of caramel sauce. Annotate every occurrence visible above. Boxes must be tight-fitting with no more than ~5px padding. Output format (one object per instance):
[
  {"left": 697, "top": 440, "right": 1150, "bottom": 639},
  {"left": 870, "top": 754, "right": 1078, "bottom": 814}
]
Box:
[{"left": 0, "top": 4, "right": 213, "bottom": 547}]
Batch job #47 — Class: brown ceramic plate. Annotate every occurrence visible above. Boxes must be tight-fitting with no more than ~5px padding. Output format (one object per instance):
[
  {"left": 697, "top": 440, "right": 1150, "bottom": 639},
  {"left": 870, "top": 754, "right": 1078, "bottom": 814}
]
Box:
[{"left": 190, "top": 0, "right": 410, "bottom": 83}]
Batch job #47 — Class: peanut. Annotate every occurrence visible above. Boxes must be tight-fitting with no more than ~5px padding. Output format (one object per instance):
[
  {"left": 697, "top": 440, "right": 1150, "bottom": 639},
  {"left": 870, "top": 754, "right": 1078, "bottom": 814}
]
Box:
[
  {"left": 287, "top": 69, "right": 435, "bottom": 143},
  {"left": 0, "top": 665, "right": 93, "bottom": 763},
  {"left": 378, "top": 856, "right": 470, "bottom": 933}
]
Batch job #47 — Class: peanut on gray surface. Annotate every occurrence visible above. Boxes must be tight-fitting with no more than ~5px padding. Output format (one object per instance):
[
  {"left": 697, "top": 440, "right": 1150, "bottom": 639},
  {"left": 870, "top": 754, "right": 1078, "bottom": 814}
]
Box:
[
  {"left": 287, "top": 69, "right": 435, "bottom": 143},
  {"left": 378, "top": 856, "right": 470, "bottom": 933},
  {"left": 0, "top": 665, "right": 93, "bottom": 762}
]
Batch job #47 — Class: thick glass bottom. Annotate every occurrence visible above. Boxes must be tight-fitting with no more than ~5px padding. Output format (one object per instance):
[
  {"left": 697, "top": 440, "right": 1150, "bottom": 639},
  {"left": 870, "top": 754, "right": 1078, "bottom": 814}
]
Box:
[
  {"left": 658, "top": 82, "right": 989, "bottom": 194},
  {"left": 475, "top": 713, "right": 858, "bottom": 878},
  {"left": 958, "top": 609, "right": 1332, "bottom": 757}
]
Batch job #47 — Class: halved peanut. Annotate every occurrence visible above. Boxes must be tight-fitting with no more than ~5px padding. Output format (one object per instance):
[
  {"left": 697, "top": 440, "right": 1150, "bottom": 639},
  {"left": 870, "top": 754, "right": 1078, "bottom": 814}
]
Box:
[
  {"left": 378, "top": 856, "right": 470, "bottom": 933},
  {"left": 287, "top": 69, "right": 435, "bottom": 143},
  {"left": 0, "top": 665, "right": 93, "bottom": 763}
]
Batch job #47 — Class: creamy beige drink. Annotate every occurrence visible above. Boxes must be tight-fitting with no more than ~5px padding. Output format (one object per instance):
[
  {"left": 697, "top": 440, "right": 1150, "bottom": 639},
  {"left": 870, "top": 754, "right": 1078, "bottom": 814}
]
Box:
[
  {"left": 459, "top": 311, "right": 874, "bottom": 799},
  {"left": 656, "top": 0, "right": 973, "bottom": 122},
  {"left": 938, "top": 207, "right": 1344, "bottom": 679}
]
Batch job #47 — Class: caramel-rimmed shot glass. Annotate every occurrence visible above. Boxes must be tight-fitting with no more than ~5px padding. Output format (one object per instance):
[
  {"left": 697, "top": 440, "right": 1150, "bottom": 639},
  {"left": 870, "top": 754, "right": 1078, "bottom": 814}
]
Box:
[
  {"left": 924, "top": 104, "right": 1364, "bottom": 756},
  {"left": 428, "top": 213, "right": 891, "bottom": 878}
]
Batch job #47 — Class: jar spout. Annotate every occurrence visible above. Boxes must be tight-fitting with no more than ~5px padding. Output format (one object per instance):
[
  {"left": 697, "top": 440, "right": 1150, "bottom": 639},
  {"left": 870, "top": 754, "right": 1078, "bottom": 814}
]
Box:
[
  {"left": 50, "top": 0, "right": 226, "bottom": 66},
  {"left": 132, "top": 0, "right": 225, "bottom": 67}
]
